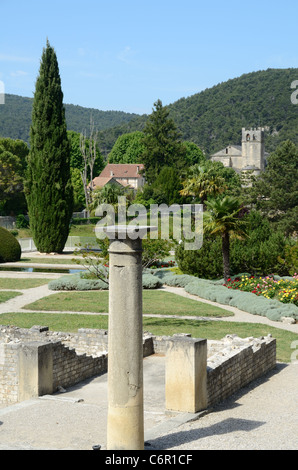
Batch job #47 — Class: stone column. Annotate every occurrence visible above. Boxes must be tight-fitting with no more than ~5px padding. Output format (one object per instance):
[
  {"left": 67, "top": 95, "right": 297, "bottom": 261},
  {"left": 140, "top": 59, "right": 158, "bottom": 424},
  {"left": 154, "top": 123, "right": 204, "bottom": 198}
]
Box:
[{"left": 105, "top": 226, "right": 153, "bottom": 450}]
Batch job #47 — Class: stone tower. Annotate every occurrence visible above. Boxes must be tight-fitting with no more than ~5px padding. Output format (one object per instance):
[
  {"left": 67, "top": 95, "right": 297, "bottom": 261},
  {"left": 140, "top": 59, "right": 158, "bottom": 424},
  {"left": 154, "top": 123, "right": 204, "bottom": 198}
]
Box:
[{"left": 241, "top": 127, "right": 265, "bottom": 174}]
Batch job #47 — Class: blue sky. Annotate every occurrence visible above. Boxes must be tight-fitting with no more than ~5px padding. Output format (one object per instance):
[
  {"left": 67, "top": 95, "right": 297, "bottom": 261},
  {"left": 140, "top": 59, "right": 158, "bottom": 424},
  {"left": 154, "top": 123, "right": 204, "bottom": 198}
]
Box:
[{"left": 1, "top": 0, "right": 298, "bottom": 114}]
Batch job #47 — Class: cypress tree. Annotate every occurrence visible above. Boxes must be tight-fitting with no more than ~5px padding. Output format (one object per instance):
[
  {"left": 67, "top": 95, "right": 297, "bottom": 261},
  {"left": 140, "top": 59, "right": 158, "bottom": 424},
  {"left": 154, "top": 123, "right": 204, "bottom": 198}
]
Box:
[{"left": 25, "top": 40, "right": 73, "bottom": 253}]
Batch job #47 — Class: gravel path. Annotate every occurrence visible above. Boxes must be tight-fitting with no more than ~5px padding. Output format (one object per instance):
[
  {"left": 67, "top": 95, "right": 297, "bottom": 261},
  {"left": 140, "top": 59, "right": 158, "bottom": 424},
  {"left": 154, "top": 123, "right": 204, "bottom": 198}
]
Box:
[
  {"left": 0, "top": 283, "right": 57, "bottom": 314},
  {"left": 149, "top": 362, "right": 298, "bottom": 450}
]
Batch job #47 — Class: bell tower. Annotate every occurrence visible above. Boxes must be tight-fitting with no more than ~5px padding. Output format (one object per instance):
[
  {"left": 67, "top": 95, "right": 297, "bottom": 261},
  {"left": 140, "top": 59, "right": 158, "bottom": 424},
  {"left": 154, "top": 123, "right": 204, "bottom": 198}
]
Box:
[{"left": 241, "top": 127, "right": 265, "bottom": 172}]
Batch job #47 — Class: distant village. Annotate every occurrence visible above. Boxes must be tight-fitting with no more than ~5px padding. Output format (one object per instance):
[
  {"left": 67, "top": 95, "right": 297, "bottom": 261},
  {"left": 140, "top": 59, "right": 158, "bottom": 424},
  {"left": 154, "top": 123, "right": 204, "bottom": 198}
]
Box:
[{"left": 91, "top": 127, "right": 267, "bottom": 192}]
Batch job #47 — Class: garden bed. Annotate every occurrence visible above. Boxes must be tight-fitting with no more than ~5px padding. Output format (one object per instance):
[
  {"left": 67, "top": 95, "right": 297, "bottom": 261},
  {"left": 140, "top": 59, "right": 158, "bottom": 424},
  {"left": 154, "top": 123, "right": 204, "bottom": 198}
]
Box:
[
  {"left": 223, "top": 274, "right": 298, "bottom": 306},
  {"left": 47, "top": 266, "right": 298, "bottom": 323},
  {"left": 152, "top": 269, "right": 298, "bottom": 323}
]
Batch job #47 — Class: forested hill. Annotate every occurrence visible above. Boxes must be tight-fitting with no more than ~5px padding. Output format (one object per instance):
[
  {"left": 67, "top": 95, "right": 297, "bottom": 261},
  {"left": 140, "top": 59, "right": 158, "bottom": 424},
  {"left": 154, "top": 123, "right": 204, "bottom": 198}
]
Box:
[
  {"left": 98, "top": 68, "right": 298, "bottom": 156},
  {"left": 169, "top": 68, "right": 298, "bottom": 155},
  {"left": 0, "top": 93, "right": 140, "bottom": 144},
  {"left": 1, "top": 68, "right": 298, "bottom": 157}
]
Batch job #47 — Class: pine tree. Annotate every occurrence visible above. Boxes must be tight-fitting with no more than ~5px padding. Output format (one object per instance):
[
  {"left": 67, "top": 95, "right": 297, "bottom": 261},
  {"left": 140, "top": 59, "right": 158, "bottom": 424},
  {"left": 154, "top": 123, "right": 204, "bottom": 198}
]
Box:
[
  {"left": 141, "top": 99, "right": 187, "bottom": 184},
  {"left": 25, "top": 40, "right": 73, "bottom": 253}
]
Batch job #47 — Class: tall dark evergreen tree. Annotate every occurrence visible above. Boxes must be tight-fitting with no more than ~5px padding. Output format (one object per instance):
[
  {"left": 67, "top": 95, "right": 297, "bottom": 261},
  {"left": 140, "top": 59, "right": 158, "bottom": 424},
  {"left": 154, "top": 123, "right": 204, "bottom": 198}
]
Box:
[
  {"left": 25, "top": 40, "right": 73, "bottom": 253},
  {"left": 141, "top": 99, "right": 187, "bottom": 184}
]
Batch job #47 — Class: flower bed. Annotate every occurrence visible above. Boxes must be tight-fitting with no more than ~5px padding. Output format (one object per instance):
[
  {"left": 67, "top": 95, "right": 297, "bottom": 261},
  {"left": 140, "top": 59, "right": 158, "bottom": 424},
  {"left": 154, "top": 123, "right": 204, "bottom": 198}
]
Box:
[
  {"left": 150, "top": 269, "right": 298, "bottom": 322},
  {"left": 224, "top": 274, "right": 298, "bottom": 307}
]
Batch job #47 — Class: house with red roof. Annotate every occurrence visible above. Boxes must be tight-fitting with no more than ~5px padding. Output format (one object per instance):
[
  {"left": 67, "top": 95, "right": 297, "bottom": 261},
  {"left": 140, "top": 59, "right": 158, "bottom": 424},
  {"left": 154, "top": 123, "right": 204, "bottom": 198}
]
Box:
[{"left": 92, "top": 164, "right": 145, "bottom": 191}]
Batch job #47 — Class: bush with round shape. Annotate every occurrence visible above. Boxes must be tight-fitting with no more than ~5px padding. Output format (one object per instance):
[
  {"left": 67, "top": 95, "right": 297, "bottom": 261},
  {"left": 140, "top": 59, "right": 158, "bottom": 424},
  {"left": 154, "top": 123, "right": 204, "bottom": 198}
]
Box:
[{"left": 0, "top": 227, "right": 21, "bottom": 263}]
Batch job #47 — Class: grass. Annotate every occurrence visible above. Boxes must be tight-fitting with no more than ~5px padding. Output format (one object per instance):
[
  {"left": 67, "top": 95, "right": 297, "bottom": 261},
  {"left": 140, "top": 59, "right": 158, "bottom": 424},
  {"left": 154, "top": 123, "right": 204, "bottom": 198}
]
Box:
[
  {"left": 0, "top": 311, "right": 109, "bottom": 332},
  {"left": 23, "top": 290, "right": 232, "bottom": 317},
  {"left": 69, "top": 224, "right": 97, "bottom": 237},
  {"left": 0, "top": 291, "right": 22, "bottom": 303},
  {"left": 0, "top": 278, "right": 50, "bottom": 289},
  {"left": 0, "top": 312, "right": 296, "bottom": 362},
  {"left": 17, "top": 225, "right": 97, "bottom": 239},
  {"left": 20, "top": 257, "right": 78, "bottom": 265}
]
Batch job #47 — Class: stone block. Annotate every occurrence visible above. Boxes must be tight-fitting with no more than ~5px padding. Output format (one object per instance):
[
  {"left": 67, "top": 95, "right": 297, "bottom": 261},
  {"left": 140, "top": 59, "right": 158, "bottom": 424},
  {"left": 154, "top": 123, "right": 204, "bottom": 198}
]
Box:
[{"left": 165, "top": 337, "right": 207, "bottom": 413}]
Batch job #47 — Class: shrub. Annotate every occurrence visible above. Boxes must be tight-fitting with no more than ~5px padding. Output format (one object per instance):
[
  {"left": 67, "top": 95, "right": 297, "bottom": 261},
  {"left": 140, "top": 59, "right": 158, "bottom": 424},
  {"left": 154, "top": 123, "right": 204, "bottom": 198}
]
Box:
[
  {"left": 48, "top": 274, "right": 108, "bottom": 291},
  {"left": 16, "top": 214, "right": 29, "bottom": 229},
  {"left": 49, "top": 272, "right": 162, "bottom": 291},
  {"left": 0, "top": 227, "right": 21, "bottom": 263},
  {"left": 175, "top": 236, "right": 223, "bottom": 280},
  {"left": 175, "top": 211, "right": 290, "bottom": 278},
  {"left": 184, "top": 277, "right": 298, "bottom": 321},
  {"left": 152, "top": 269, "right": 175, "bottom": 283},
  {"left": 165, "top": 274, "right": 201, "bottom": 288},
  {"left": 142, "top": 273, "right": 163, "bottom": 289}
]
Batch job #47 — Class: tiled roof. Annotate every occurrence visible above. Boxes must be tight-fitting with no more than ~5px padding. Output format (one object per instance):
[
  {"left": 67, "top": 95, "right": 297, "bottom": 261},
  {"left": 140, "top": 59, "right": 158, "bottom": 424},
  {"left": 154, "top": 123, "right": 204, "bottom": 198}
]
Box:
[
  {"left": 91, "top": 176, "right": 124, "bottom": 188},
  {"left": 99, "top": 163, "right": 144, "bottom": 179}
]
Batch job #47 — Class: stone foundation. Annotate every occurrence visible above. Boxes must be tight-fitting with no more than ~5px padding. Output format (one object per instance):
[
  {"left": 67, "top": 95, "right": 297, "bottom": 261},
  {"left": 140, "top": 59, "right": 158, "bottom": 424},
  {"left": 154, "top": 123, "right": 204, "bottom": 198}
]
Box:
[{"left": 0, "top": 326, "right": 276, "bottom": 409}]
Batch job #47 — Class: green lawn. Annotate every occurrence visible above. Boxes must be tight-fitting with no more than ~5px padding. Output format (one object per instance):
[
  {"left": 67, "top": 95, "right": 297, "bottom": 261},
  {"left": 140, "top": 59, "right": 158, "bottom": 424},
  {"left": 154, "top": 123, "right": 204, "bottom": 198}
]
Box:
[
  {"left": 0, "top": 291, "right": 22, "bottom": 303},
  {"left": 23, "top": 290, "right": 232, "bottom": 317},
  {"left": 20, "top": 257, "right": 78, "bottom": 265},
  {"left": 0, "top": 312, "right": 296, "bottom": 363},
  {"left": 17, "top": 224, "right": 97, "bottom": 239},
  {"left": 0, "top": 278, "right": 50, "bottom": 289}
]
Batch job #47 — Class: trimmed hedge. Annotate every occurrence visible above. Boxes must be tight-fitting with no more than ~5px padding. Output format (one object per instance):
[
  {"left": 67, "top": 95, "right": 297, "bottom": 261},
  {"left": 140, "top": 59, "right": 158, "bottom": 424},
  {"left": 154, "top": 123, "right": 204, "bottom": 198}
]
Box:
[
  {"left": 0, "top": 227, "right": 21, "bottom": 263},
  {"left": 142, "top": 273, "right": 163, "bottom": 289},
  {"left": 152, "top": 269, "right": 298, "bottom": 322},
  {"left": 48, "top": 274, "right": 108, "bottom": 291},
  {"left": 49, "top": 272, "right": 162, "bottom": 291}
]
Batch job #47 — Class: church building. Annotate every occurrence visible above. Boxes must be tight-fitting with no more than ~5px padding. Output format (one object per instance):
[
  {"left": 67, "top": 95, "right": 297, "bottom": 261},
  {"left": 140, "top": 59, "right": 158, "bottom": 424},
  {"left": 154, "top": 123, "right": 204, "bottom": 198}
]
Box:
[{"left": 211, "top": 127, "right": 267, "bottom": 175}]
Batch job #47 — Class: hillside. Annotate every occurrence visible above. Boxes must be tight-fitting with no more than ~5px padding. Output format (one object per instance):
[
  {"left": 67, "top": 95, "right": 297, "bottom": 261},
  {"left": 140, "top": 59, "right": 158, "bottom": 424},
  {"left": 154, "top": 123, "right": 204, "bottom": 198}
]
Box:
[
  {"left": 1, "top": 68, "right": 298, "bottom": 157},
  {"left": 0, "top": 94, "right": 140, "bottom": 144},
  {"left": 98, "top": 68, "right": 298, "bottom": 156}
]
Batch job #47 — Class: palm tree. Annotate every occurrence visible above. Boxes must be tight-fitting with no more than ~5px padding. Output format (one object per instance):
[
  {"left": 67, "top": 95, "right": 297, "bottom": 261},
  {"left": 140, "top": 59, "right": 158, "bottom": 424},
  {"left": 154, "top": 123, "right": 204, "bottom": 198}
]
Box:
[
  {"left": 89, "top": 183, "right": 125, "bottom": 216},
  {"left": 180, "top": 165, "right": 227, "bottom": 206},
  {"left": 204, "top": 196, "right": 248, "bottom": 282}
]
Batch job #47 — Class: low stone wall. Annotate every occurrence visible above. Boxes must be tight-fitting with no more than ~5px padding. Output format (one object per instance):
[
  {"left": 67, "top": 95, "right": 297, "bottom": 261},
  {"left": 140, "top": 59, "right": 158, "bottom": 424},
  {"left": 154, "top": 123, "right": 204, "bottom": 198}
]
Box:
[
  {"left": 206, "top": 334, "right": 276, "bottom": 407},
  {"left": 0, "top": 326, "right": 109, "bottom": 404},
  {"left": 0, "top": 341, "right": 20, "bottom": 404},
  {"left": 0, "top": 325, "right": 276, "bottom": 409},
  {"left": 52, "top": 342, "right": 107, "bottom": 391}
]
